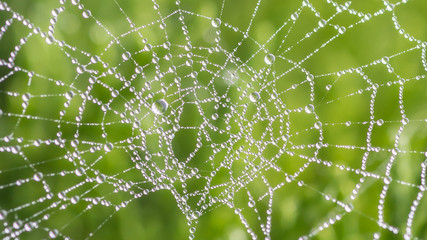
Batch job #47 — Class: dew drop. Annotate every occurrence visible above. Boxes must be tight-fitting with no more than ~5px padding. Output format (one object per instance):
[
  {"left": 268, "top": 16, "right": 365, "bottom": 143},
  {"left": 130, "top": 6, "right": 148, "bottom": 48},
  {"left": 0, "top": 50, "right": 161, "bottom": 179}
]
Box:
[
  {"left": 104, "top": 143, "right": 113, "bottom": 152},
  {"left": 24, "top": 223, "right": 32, "bottom": 231},
  {"left": 391, "top": 148, "right": 398, "bottom": 155},
  {"left": 372, "top": 83, "right": 379, "bottom": 90},
  {"left": 249, "top": 92, "right": 260, "bottom": 102},
  {"left": 13, "top": 220, "right": 22, "bottom": 229},
  {"left": 314, "top": 121, "right": 322, "bottom": 129},
  {"left": 163, "top": 42, "right": 171, "bottom": 49},
  {"left": 290, "top": 13, "right": 298, "bottom": 21},
  {"left": 0, "top": 210, "right": 7, "bottom": 220},
  {"left": 381, "top": 57, "right": 389, "bottom": 64},
  {"left": 270, "top": 91, "right": 278, "bottom": 100},
  {"left": 135, "top": 66, "right": 143, "bottom": 74},
  {"left": 338, "top": 26, "right": 346, "bottom": 34},
  {"left": 304, "top": 104, "right": 314, "bottom": 114},
  {"left": 101, "top": 104, "right": 109, "bottom": 112},
  {"left": 144, "top": 44, "right": 152, "bottom": 51},
  {"left": 49, "top": 229, "right": 59, "bottom": 238},
  {"left": 211, "top": 18, "right": 221, "bottom": 28},
  {"left": 136, "top": 162, "right": 144, "bottom": 170},
  {"left": 152, "top": 99, "right": 168, "bottom": 115},
  {"left": 71, "top": 139, "right": 79, "bottom": 147},
  {"left": 46, "top": 36, "right": 54, "bottom": 44},
  {"left": 52, "top": 8, "right": 61, "bottom": 17},
  {"left": 22, "top": 93, "right": 31, "bottom": 102},
  {"left": 65, "top": 91, "right": 74, "bottom": 100},
  {"left": 70, "top": 196, "right": 79, "bottom": 204},
  {"left": 384, "top": 176, "right": 392, "bottom": 185},
  {"left": 75, "top": 167, "right": 85, "bottom": 176},
  {"left": 344, "top": 203, "right": 353, "bottom": 212},
  {"left": 88, "top": 77, "right": 96, "bottom": 84},
  {"left": 212, "top": 113, "right": 219, "bottom": 120},
  {"left": 264, "top": 53, "right": 275, "bottom": 65},
  {"left": 184, "top": 43, "right": 192, "bottom": 51},
  {"left": 401, "top": 118, "right": 409, "bottom": 125},
  {"left": 96, "top": 174, "right": 106, "bottom": 184},
  {"left": 76, "top": 65, "right": 84, "bottom": 74},
  {"left": 90, "top": 55, "right": 99, "bottom": 63},
  {"left": 33, "top": 172, "right": 43, "bottom": 182},
  {"left": 319, "top": 19, "right": 327, "bottom": 28},
  {"left": 248, "top": 200, "right": 255, "bottom": 208},
  {"left": 82, "top": 10, "right": 91, "bottom": 18},
  {"left": 111, "top": 90, "right": 119, "bottom": 98},
  {"left": 191, "top": 211, "right": 200, "bottom": 220},
  {"left": 282, "top": 134, "right": 290, "bottom": 141},
  {"left": 122, "top": 52, "right": 131, "bottom": 61}
]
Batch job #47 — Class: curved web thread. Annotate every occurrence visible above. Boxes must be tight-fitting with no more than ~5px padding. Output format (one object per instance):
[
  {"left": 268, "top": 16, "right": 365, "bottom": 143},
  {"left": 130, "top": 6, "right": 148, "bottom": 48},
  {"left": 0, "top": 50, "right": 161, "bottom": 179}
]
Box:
[{"left": 0, "top": 0, "right": 427, "bottom": 239}]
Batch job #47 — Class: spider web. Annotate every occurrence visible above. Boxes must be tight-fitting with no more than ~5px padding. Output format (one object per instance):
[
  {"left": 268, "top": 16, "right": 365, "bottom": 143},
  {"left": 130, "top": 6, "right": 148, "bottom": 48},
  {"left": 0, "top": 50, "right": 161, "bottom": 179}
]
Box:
[{"left": 1, "top": 0, "right": 427, "bottom": 239}]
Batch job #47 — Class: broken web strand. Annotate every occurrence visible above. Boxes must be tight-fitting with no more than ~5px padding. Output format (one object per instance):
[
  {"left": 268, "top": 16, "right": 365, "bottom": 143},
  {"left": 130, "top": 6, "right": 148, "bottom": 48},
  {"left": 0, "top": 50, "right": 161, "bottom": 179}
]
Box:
[{"left": 0, "top": 0, "right": 427, "bottom": 239}]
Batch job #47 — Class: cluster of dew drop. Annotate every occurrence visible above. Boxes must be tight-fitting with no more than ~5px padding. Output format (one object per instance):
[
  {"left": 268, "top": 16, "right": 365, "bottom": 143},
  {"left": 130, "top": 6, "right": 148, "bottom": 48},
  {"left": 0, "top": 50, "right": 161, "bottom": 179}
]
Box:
[{"left": 151, "top": 99, "right": 169, "bottom": 115}]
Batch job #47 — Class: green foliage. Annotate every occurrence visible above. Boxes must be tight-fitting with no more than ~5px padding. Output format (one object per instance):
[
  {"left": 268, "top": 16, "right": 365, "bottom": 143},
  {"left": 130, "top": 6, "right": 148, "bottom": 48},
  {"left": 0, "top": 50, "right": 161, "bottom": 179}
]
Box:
[{"left": 1, "top": 0, "right": 427, "bottom": 239}]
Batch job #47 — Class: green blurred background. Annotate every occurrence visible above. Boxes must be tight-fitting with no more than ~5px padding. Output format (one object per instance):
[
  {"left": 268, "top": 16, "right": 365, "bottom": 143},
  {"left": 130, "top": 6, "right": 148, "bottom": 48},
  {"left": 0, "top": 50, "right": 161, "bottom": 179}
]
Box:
[{"left": 1, "top": 0, "right": 427, "bottom": 239}]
